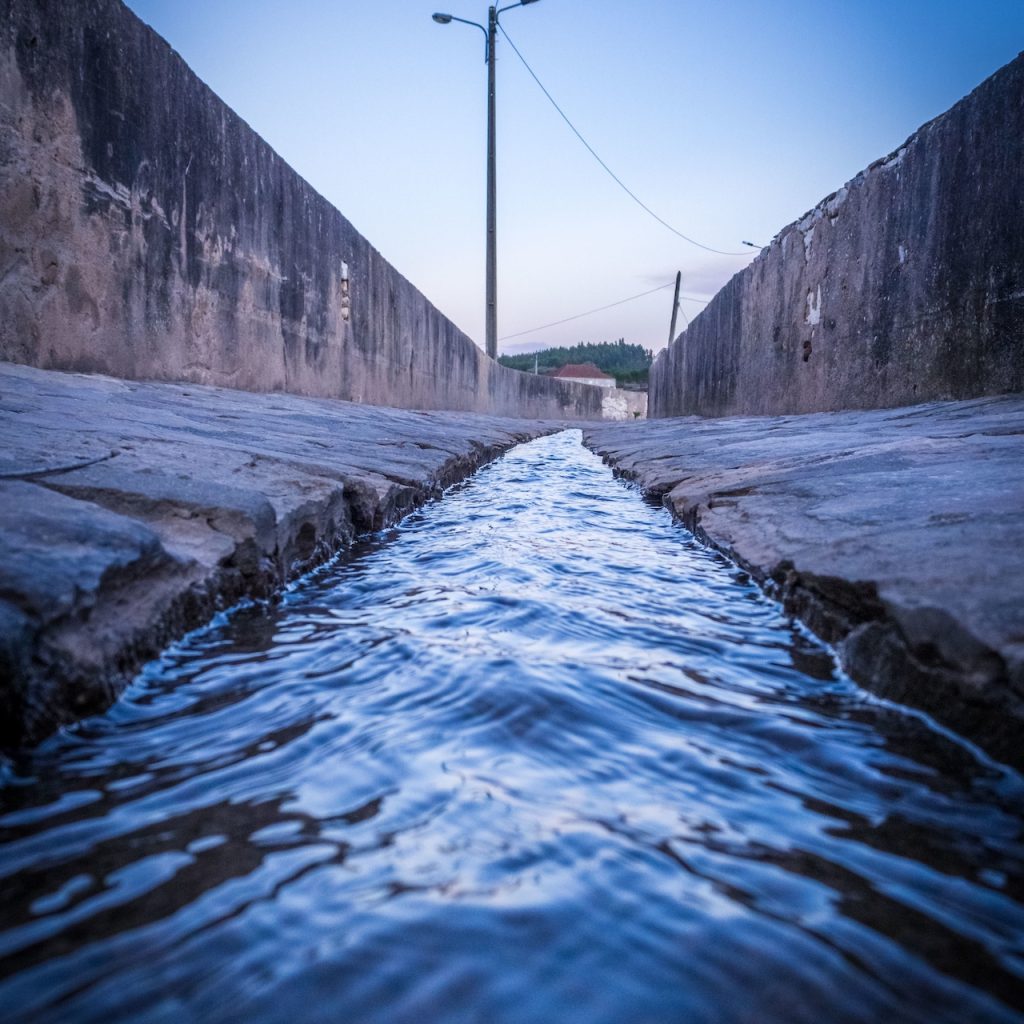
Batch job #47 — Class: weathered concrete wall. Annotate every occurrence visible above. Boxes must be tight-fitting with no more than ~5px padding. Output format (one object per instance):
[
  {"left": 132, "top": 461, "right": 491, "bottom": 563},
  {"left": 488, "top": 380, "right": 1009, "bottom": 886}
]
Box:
[
  {"left": 0, "top": 0, "right": 603, "bottom": 420},
  {"left": 651, "top": 53, "right": 1024, "bottom": 418},
  {"left": 601, "top": 387, "right": 647, "bottom": 420}
]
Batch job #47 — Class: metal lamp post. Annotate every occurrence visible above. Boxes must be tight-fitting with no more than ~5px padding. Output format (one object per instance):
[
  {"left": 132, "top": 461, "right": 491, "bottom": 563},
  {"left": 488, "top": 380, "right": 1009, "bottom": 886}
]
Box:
[{"left": 432, "top": 1, "right": 542, "bottom": 361}]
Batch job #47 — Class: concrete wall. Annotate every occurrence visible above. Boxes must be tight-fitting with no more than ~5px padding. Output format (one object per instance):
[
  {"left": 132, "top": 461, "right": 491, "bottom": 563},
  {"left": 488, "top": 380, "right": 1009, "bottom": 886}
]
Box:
[
  {"left": 0, "top": 0, "right": 604, "bottom": 420},
  {"left": 651, "top": 53, "right": 1024, "bottom": 418},
  {"left": 601, "top": 388, "right": 647, "bottom": 420}
]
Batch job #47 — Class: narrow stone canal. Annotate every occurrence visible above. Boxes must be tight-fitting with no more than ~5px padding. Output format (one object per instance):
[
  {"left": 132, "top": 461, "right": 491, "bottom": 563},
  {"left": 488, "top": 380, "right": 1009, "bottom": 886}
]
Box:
[{"left": 1, "top": 431, "right": 1022, "bottom": 1023}]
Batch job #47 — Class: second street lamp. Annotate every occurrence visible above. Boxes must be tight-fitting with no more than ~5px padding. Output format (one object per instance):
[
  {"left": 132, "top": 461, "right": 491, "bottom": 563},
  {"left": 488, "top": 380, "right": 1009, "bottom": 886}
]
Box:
[{"left": 432, "top": 1, "right": 542, "bottom": 361}]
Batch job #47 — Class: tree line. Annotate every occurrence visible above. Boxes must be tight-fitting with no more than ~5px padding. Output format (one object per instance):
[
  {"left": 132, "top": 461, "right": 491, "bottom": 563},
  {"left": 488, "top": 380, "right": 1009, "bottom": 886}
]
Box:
[{"left": 498, "top": 339, "right": 653, "bottom": 386}]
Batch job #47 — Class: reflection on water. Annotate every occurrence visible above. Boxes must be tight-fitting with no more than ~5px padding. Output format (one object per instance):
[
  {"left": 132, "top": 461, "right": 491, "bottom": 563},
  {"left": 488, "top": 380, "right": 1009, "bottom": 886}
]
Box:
[{"left": 1, "top": 430, "right": 1022, "bottom": 1023}]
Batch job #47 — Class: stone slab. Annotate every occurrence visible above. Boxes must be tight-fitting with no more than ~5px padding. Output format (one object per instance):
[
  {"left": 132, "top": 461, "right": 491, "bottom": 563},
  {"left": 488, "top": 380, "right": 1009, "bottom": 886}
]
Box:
[
  {"left": 0, "top": 362, "right": 561, "bottom": 748},
  {"left": 583, "top": 396, "right": 1024, "bottom": 769}
]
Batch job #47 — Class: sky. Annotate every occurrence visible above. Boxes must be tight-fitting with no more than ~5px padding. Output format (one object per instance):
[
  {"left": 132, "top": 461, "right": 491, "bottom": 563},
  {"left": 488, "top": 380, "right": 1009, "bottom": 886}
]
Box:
[{"left": 124, "top": 0, "right": 1024, "bottom": 356}]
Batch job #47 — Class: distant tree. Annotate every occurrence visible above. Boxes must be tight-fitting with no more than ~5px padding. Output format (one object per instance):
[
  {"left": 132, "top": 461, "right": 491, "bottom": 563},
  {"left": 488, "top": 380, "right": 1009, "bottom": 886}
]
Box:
[{"left": 498, "top": 338, "right": 652, "bottom": 386}]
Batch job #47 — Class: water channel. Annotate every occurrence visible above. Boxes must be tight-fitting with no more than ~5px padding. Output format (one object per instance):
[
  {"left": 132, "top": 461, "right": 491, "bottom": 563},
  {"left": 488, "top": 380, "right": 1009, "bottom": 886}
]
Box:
[{"left": 1, "top": 430, "right": 1022, "bottom": 1023}]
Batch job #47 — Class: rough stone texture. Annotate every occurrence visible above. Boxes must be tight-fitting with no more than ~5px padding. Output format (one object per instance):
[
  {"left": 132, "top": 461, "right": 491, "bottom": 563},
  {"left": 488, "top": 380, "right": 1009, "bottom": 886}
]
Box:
[
  {"left": 0, "top": 0, "right": 604, "bottom": 420},
  {"left": 651, "top": 52, "right": 1024, "bottom": 418},
  {"left": 601, "top": 387, "right": 647, "bottom": 420},
  {"left": 584, "top": 397, "right": 1024, "bottom": 769},
  {"left": 0, "top": 362, "right": 563, "bottom": 749}
]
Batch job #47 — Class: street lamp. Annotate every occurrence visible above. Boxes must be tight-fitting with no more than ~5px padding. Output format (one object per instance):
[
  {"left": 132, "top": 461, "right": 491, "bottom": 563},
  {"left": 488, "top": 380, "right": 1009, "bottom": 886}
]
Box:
[{"left": 432, "top": 1, "right": 542, "bottom": 360}]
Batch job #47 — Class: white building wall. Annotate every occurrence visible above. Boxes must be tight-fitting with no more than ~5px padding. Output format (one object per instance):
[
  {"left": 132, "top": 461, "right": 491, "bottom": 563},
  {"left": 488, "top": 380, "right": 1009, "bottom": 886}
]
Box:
[{"left": 601, "top": 389, "right": 648, "bottom": 420}]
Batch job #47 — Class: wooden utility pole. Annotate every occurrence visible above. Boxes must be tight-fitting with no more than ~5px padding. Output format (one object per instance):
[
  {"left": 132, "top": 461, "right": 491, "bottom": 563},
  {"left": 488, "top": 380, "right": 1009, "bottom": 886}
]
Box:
[{"left": 667, "top": 271, "right": 682, "bottom": 347}]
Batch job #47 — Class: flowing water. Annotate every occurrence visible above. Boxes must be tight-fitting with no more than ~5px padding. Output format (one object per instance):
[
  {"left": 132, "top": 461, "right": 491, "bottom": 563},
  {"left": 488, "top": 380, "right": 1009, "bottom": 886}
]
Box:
[{"left": 1, "top": 430, "right": 1022, "bottom": 1024}]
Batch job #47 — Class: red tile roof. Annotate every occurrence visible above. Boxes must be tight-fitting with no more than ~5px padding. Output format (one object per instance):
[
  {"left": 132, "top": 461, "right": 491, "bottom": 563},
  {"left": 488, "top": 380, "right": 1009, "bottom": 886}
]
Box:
[{"left": 549, "top": 363, "right": 615, "bottom": 381}]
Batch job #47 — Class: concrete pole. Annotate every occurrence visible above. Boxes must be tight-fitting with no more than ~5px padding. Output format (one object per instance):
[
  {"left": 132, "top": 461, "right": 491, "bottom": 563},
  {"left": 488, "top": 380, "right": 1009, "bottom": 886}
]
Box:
[{"left": 485, "top": 6, "right": 498, "bottom": 360}]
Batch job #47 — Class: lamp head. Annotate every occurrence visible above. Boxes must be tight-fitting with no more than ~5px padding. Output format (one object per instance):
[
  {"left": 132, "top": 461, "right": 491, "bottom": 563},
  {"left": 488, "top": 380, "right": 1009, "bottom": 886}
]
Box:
[{"left": 432, "top": 13, "right": 453, "bottom": 23}]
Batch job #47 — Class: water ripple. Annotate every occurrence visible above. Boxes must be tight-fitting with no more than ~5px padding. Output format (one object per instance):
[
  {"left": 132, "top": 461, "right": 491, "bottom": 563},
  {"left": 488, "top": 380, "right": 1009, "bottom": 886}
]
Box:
[{"left": 1, "top": 430, "right": 1022, "bottom": 1023}]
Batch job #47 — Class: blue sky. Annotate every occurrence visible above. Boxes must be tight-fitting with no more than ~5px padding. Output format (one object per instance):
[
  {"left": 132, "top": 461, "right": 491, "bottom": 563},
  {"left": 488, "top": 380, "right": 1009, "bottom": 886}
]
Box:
[{"left": 124, "top": 1, "right": 1024, "bottom": 355}]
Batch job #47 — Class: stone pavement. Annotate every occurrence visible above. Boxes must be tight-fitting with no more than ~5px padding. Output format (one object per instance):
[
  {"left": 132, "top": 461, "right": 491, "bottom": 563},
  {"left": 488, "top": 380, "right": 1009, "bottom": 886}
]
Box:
[
  {"left": 0, "top": 363, "right": 557, "bottom": 749},
  {"left": 584, "top": 398, "right": 1024, "bottom": 770},
  {"left": 5, "top": 362, "right": 1023, "bottom": 771}
]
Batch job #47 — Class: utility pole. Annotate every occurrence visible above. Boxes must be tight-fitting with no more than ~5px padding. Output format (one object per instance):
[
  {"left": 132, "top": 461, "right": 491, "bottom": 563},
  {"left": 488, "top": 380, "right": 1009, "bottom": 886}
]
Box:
[
  {"left": 486, "top": 5, "right": 498, "bottom": 360},
  {"left": 432, "top": 1, "right": 542, "bottom": 362},
  {"left": 667, "top": 271, "right": 682, "bottom": 347}
]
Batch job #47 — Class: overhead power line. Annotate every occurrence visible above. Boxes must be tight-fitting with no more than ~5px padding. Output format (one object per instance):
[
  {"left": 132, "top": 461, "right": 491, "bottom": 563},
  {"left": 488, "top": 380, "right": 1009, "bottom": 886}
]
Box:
[
  {"left": 499, "top": 280, "right": 708, "bottom": 341},
  {"left": 498, "top": 26, "right": 751, "bottom": 258}
]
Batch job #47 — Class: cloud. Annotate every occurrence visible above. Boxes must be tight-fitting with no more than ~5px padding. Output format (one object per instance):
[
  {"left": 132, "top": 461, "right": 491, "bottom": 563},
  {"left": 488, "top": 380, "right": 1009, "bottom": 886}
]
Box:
[
  {"left": 640, "top": 252, "right": 754, "bottom": 299},
  {"left": 503, "top": 339, "right": 556, "bottom": 356}
]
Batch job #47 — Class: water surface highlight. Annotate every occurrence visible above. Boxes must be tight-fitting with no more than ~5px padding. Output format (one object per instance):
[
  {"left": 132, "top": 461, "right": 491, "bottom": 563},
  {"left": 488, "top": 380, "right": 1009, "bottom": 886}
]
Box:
[{"left": 1, "top": 430, "right": 1022, "bottom": 1023}]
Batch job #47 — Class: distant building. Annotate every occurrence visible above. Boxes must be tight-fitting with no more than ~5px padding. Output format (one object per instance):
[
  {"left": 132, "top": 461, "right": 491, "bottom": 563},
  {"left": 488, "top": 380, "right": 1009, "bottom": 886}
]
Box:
[{"left": 549, "top": 363, "right": 616, "bottom": 389}]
